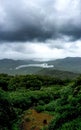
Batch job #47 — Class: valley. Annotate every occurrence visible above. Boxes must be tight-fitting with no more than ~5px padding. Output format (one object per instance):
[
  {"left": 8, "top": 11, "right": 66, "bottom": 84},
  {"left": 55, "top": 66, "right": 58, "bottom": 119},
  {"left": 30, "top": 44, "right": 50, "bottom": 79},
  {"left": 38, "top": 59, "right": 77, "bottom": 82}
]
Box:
[{"left": 0, "top": 57, "right": 81, "bottom": 75}]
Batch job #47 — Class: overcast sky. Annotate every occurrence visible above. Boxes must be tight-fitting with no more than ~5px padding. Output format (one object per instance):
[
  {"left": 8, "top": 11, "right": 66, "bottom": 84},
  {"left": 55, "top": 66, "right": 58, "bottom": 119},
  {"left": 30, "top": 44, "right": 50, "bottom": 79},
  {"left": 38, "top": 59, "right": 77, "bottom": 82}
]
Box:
[{"left": 0, "top": 0, "right": 81, "bottom": 61}]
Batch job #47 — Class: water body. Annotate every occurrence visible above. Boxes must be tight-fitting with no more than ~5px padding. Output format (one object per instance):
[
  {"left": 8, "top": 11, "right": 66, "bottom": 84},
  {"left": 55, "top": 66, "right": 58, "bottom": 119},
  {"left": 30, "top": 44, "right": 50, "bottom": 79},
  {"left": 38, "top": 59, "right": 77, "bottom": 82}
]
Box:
[{"left": 16, "top": 63, "right": 54, "bottom": 70}]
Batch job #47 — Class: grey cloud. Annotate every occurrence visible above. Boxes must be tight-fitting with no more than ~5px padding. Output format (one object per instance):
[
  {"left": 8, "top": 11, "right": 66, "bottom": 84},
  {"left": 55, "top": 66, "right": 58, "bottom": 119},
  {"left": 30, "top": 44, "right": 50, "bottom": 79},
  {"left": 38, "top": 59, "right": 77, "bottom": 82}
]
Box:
[
  {"left": 59, "top": 22, "right": 81, "bottom": 41},
  {"left": 0, "top": 40, "right": 81, "bottom": 60},
  {"left": 0, "top": 0, "right": 81, "bottom": 42}
]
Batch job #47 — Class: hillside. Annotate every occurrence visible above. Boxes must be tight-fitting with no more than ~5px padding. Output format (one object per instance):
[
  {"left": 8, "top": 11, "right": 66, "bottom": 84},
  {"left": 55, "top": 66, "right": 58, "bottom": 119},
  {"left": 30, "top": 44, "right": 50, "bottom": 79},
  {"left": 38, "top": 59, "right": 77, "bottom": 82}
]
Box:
[
  {"left": 1, "top": 74, "right": 81, "bottom": 130},
  {"left": 48, "top": 57, "right": 81, "bottom": 73},
  {"left": 0, "top": 59, "right": 42, "bottom": 74},
  {"left": 0, "top": 57, "right": 81, "bottom": 75},
  {"left": 37, "top": 68, "right": 79, "bottom": 79}
]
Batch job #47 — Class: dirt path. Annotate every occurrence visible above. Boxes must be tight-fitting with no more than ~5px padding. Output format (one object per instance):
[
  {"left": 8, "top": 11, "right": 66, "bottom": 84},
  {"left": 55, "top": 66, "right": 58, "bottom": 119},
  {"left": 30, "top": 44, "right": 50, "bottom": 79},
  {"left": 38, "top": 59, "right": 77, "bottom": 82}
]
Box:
[{"left": 21, "top": 109, "right": 53, "bottom": 130}]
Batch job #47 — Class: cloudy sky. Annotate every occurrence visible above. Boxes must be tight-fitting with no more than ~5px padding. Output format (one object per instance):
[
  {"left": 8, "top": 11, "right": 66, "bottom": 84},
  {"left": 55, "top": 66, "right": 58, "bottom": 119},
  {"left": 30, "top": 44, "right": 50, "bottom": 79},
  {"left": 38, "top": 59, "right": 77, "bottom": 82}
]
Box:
[{"left": 0, "top": 0, "right": 81, "bottom": 61}]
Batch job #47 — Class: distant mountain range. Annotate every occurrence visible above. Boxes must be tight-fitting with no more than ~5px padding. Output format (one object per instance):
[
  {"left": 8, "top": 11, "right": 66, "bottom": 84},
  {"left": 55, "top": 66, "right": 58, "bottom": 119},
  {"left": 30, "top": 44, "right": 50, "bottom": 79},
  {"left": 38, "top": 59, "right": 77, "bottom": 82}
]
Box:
[
  {"left": 0, "top": 57, "right": 81, "bottom": 78},
  {"left": 47, "top": 57, "right": 81, "bottom": 73}
]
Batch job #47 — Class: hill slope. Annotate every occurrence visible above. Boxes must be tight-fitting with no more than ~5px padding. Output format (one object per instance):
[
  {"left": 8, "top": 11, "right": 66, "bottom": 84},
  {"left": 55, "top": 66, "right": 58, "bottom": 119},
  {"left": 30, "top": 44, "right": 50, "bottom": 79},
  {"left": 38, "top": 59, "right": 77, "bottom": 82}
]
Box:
[
  {"left": 0, "top": 57, "right": 81, "bottom": 75},
  {"left": 48, "top": 57, "right": 81, "bottom": 73},
  {"left": 37, "top": 68, "right": 79, "bottom": 79}
]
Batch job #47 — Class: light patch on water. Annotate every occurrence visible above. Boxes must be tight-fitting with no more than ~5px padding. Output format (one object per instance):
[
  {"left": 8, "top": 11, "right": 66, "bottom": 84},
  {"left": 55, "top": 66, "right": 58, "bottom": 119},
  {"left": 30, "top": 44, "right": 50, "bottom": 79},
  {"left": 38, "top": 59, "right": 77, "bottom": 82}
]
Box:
[{"left": 15, "top": 63, "right": 54, "bottom": 70}]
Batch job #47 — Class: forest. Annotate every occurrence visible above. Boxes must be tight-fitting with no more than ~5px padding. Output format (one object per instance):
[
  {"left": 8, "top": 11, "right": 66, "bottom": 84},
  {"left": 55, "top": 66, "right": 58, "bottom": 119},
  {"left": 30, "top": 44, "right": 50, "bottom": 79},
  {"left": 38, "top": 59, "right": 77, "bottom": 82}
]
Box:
[{"left": 0, "top": 73, "right": 81, "bottom": 130}]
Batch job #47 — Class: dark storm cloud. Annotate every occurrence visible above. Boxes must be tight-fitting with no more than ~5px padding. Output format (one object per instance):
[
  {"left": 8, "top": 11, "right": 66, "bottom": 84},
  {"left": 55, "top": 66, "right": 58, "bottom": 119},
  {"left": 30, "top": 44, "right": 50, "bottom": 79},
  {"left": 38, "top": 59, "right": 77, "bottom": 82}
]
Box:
[
  {"left": 0, "top": 0, "right": 81, "bottom": 42},
  {"left": 0, "top": 26, "right": 55, "bottom": 42},
  {"left": 60, "top": 22, "right": 81, "bottom": 41}
]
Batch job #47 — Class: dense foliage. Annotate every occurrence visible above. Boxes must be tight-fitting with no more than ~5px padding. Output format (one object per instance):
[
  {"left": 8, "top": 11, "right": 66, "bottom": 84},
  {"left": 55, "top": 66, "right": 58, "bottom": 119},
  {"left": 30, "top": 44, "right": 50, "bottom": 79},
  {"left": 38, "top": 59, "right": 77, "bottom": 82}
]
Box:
[{"left": 0, "top": 73, "right": 81, "bottom": 130}]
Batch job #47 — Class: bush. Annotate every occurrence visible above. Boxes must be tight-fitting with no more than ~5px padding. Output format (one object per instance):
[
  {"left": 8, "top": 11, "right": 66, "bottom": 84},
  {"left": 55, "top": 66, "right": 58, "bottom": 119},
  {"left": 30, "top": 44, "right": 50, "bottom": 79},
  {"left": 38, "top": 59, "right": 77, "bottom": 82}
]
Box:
[
  {"left": 35, "top": 105, "right": 45, "bottom": 112},
  {"left": 45, "top": 101, "right": 55, "bottom": 111}
]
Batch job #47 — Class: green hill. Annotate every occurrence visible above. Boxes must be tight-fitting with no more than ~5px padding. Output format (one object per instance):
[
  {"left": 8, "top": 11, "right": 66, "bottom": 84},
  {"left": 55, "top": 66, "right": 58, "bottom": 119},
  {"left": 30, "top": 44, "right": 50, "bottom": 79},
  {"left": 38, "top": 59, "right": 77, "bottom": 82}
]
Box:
[
  {"left": 37, "top": 68, "right": 79, "bottom": 79},
  {"left": 0, "top": 57, "right": 81, "bottom": 75},
  {"left": 48, "top": 57, "right": 81, "bottom": 73}
]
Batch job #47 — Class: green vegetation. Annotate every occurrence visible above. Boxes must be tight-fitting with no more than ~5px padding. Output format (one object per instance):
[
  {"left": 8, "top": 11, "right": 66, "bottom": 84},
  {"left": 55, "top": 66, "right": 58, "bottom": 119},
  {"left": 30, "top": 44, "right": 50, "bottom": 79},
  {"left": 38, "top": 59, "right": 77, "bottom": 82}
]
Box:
[
  {"left": 48, "top": 57, "right": 81, "bottom": 73},
  {"left": 37, "top": 68, "right": 79, "bottom": 79},
  {"left": 0, "top": 73, "right": 81, "bottom": 130}
]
